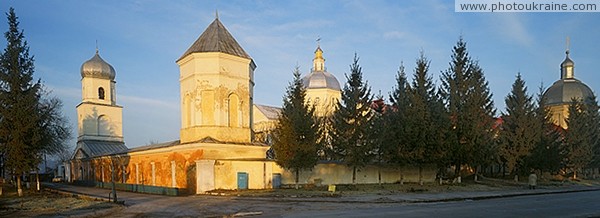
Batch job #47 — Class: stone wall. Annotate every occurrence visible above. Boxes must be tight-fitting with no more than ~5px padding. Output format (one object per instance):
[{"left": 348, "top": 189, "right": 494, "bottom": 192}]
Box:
[{"left": 274, "top": 163, "right": 437, "bottom": 185}]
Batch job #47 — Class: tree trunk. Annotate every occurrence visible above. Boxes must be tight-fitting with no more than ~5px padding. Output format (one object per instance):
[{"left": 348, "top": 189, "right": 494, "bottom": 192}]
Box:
[
  {"left": 514, "top": 174, "right": 519, "bottom": 182},
  {"left": 378, "top": 169, "right": 381, "bottom": 185},
  {"left": 36, "top": 171, "right": 40, "bottom": 191},
  {"left": 573, "top": 169, "right": 578, "bottom": 180},
  {"left": 17, "top": 175, "right": 22, "bottom": 197},
  {"left": 352, "top": 166, "right": 356, "bottom": 184},
  {"left": 474, "top": 166, "right": 478, "bottom": 182},
  {"left": 294, "top": 169, "right": 299, "bottom": 190},
  {"left": 418, "top": 165, "right": 423, "bottom": 186},
  {"left": 455, "top": 164, "right": 462, "bottom": 184},
  {"left": 399, "top": 168, "right": 404, "bottom": 185}
]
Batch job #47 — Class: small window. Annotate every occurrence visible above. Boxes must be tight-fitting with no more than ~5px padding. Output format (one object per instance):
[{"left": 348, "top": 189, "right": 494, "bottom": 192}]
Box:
[{"left": 98, "top": 87, "right": 105, "bottom": 100}]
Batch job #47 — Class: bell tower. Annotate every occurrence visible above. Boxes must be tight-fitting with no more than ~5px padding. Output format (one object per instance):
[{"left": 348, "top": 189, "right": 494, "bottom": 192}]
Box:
[
  {"left": 76, "top": 50, "right": 124, "bottom": 142},
  {"left": 177, "top": 16, "right": 256, "bottom": 144}
]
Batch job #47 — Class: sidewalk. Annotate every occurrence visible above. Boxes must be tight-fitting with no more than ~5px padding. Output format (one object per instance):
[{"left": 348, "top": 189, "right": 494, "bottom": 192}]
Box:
[
  {"left": 43, "top": 182, "right": 179, "bottom": 206},
  {"left": 44, "top": 182, "right": 600, "bottom": 205}
]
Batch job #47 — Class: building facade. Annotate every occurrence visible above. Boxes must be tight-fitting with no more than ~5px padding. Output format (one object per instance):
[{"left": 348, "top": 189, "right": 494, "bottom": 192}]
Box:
[{"left": 68, "top": 16, "right": 435, "bottom": 195}]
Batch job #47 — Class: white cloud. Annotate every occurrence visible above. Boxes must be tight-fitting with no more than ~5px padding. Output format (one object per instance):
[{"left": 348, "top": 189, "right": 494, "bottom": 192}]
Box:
[
  {"left": 491, "top": 14, "right": 533, "bottom": 46},
  {"left": 383, "top": 31, "right": 406, "bottom": 40}
]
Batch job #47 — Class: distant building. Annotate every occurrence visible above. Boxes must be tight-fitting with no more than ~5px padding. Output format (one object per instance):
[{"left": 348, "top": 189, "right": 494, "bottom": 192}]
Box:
[
  {"left": 543, "top": 48, "right": 595, "bottom": 129},
  {"left": 302, "top": 45, "right": 341, "bottom": 117}
]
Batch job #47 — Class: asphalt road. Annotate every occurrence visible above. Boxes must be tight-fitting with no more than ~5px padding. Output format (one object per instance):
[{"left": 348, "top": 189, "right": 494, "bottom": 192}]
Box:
[
  {"left": 43, "top": 183, "right": 600, "bottom": 217},
  {"left": 285, "top": 190, "right": 600, "bottom": 218}
]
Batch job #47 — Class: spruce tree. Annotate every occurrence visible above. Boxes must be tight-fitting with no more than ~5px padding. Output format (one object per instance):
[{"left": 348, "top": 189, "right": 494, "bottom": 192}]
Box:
[
  {"left": 368, "top": 93, "right": 387, "bottom": 184},
  {"left": 526, "top": 85, "right": 564, "bottom": 174},
  {"left": 586, "top": 96, "right": 600, "bottom": 170},
  {"left": 564, "top": 99, "right": 594, "bottom": 179},
  {"left": 440, "top": 37, "right": 495, "bottom": 182},
  {"left": 272, "top": 66, "right": 320, "bottom": 189},
  {"left": 331, "top": 54, "right": 373, "bottom": 184},
  {"left": 498, "top": 73, "right": 538, "bottom": 178},
  {"left": 467, "top": 63, "right": 497, "bottom": 179},
  {"left": 0, "top": 8, "right": 42, "bottom": 196},
  {"left": 404, "top": 52, "right": 445, "bottom": 184},
  {"left": 385, "top": 63, "right": 410, "bottom": 169}
]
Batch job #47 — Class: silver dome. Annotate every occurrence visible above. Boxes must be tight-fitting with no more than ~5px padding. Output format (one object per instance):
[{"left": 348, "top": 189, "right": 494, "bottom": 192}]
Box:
[
  {"left": 81, "top": 52, "right": 116, "bottom": 80},
  {"left": 544, "top": 78, "right": 593, "bottom": 106},
  {"left": 302, "top": 70, "right": 341, "bottom": 90}
]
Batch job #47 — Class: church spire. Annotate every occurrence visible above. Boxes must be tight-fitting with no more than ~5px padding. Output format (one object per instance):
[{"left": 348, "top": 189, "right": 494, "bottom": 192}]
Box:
[
  {"left": 561, "top": 37, "right": 574, "bottom": 79},
  {"left": 313, "top": 38, "right": 325, "bottom": 72}
]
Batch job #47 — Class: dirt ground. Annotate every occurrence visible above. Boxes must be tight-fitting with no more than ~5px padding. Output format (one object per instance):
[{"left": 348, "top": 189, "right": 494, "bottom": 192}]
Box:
[{"left": 0, "top": 183, "right": 121, "bottom": 217}]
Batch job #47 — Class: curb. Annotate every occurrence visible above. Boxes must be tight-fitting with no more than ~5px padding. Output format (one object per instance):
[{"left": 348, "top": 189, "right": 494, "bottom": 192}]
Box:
[
  {"left": 45, "top": 184, "right": 600, "bottom": 205},
  {"left": 44, "top": 187, "right": 125, "bottom": 205}
]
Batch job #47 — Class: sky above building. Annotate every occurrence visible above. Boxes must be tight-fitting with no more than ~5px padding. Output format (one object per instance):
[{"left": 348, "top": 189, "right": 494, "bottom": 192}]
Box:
[{"left": 1, "top": 0, "right": 599, "bottom": 149}]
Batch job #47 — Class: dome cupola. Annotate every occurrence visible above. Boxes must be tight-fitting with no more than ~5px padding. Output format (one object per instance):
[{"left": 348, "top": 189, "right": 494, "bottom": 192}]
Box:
[
  {"left": 302, "top": 45, "right": 341, "bottom": 90},
  {"left": 81, "top": 50, "right": 116, "bottom": 80},
  {"left": 544, "top": 49, "right": 593, "bottom": 106},
  {"left": 561, "top": 50, "right": 574, "bottom": 79}
]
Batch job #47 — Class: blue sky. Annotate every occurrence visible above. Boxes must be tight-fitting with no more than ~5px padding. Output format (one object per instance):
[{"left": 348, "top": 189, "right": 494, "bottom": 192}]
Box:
[{"left": 2, "top": 0, "right": 599, "bottom": 149}]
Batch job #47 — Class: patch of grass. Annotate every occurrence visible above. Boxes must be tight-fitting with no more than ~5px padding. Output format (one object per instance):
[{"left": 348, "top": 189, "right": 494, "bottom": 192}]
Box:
[{"left": 0, "top": 183, "right": 120, "bottom": 217}]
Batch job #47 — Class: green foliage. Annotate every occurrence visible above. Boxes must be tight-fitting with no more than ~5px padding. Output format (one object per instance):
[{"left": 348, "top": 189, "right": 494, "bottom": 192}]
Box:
[
  {"left": 586, "top": 96, "right": 600, "bottom": 169},
  {"left": 272, "top": 66, "right": 320, "bottom": 185},
  {"left": 526, "top": 85, "right": 565, "bottom": 173},
  {"left": 498, "top": 73, "right": 538, "bottom": 175},
  {"left": 440, "top": 37, "right": 496, "bottom": 175},
  {"left": 0, "top": 8, "right": 71, "bottom": 182},
  {"left": 331, "top": 54, "right": 374, "bottom": 182},
  {"left": 0, "top": 8, "right": 43, "bottom": 178},
  {"left": 403, "top": 52, "right": 446, "bottom": 168},
  {"left": 383, "top": 63, "right": 410, "bottom": 167},
  {"left": 564, "top": 98, "right": 595, "bottom": 178}
]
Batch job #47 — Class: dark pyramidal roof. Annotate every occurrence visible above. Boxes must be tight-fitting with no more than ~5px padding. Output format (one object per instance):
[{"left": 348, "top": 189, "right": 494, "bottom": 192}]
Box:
[{"left": 179, "top": 18, "right": 251, "bottom": 61}]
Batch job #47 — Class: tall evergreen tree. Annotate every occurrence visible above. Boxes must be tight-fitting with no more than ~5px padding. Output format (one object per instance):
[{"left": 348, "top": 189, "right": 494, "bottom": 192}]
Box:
[
  {"left": 585, "top": 96, "right": 600, "bottom": 170},
  {"left": 272, "top": 66, "right": 320, "bottom": 189},
  {"left": 404, "top": 52, "right": 445, "bottom": 184},
  {"left": 386, "top": 63, "right": 410, "bottom": 169},
  {"left": 331, "top": 54, "right": 373, "bottom": 184},
  {"left": 466, "top": 63, "right": 497, "bottom": 178},
  {"left": 564, "top": 99, "right": 595, "bottom": 179},
  {"left": 440, "top": 37, "right": 495, "bottom": 182},
  {"left": 368, "top": 93, "right": 387, "bottom": 184},
  {"left": 0, "top": 8, "right": 42, "bottom": 196},
  {"left": 498, "top": 73, "right": 538, "bottom": 177},
  {"left": 526, "top": 84, "right": 564, "bottom": 174}
]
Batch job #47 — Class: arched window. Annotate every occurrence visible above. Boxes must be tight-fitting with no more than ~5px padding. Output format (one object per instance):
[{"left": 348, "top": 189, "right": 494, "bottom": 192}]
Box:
[
  {"left": 98, "top": 87, "right": 105, "bottom": 100},
  {"left": 97, "top": 115, "right": 110, "bottom": 136},
  {"left": 228, "top": 94, "right": 239, "bottom": 127}
]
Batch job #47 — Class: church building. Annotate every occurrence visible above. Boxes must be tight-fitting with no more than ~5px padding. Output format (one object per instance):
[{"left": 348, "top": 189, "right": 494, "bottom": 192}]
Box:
[
  {"left": 543, "top": 48, "right": 594, "bottom": 129},
  {"left": 68, "top": 15, "right": 437, "bottom": 195},
  {"left": 69, "top": 16, "right": 273, "bottom": 194}
]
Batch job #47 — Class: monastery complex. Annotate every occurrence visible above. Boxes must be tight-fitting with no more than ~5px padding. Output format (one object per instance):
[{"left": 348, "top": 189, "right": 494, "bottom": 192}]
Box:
[{"left": 66, "top": 16, "right": 593, "bottom": 195}]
